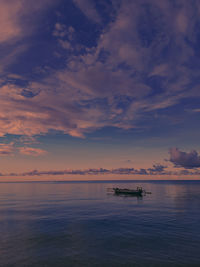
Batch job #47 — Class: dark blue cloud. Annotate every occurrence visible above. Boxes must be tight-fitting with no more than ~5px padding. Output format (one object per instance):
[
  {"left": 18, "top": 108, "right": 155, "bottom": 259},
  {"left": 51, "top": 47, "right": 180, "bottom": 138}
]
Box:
[
  {"left": 148, "top": 164, "right": 167, "bottom": 174},
  {"left": 169, "top": 148, "right": 200, "bottom": 169}
]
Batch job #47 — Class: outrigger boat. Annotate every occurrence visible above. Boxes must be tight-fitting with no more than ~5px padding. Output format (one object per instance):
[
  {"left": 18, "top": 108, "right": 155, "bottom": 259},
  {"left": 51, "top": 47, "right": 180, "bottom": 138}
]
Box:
[{"left": 113, "top": 187, "right": 143, "bottom": 196}]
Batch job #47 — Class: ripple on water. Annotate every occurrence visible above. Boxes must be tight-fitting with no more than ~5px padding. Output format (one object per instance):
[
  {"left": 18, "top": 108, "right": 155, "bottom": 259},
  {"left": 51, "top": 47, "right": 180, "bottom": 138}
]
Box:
[{"left": 0, "top": 181, "right": 200, "bottom": 266}]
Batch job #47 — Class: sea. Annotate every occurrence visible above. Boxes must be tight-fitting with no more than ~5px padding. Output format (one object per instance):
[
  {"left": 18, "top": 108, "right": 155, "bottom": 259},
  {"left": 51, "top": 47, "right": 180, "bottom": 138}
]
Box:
[{"left": 0, "top": 180, "right": 200, "bottom": 267}]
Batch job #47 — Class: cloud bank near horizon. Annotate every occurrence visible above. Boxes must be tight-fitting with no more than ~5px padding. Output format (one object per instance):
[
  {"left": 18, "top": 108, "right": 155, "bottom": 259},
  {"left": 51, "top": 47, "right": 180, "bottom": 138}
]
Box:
[{"left": 1, "top": 164, "right": 200, "bottom": 178}]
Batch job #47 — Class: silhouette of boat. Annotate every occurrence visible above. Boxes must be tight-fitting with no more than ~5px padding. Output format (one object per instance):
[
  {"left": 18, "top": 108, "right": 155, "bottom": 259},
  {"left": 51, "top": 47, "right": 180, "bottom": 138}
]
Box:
[{"left": 113, "top": 187, "right": 143, "bottom": 196}]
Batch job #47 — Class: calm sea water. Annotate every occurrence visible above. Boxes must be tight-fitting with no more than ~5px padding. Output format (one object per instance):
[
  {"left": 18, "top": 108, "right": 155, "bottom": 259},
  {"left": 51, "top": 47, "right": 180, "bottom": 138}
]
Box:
[{"left": 0, "top": 180, "right": 200, "bottom": 267}]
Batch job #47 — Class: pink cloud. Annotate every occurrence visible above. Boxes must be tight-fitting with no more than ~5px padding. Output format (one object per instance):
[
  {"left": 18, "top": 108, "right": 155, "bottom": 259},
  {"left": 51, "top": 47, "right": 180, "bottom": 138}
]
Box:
[
  {"left": 0, "top": 0, "right": 23, "bottom": 43},
  {"left": 0, "top": 0, "right": 56, "bottom": 44},
  {"left": 0, "top": 141, "right": 47, "bottom": 157},
  {"left": 18, "top": 147, "right": 47, "bottom": 156},
  {"left": 0, "top": 0, "right": 59, "bottom": 74},
  {"left": 0, "top": 143, "right": 15, "bottom": 156}
]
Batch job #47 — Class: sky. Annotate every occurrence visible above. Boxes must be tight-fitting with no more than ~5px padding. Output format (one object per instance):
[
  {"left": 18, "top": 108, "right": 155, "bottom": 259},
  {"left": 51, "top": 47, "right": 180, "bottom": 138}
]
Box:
[{"left": 0, "top": 0, "right": 200, "bottom": 180}]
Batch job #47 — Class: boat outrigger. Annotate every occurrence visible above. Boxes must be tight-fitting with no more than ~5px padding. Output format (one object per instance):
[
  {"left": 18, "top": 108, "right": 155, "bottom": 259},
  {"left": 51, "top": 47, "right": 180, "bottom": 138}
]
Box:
[{"left": 113, "top": 187, "right": 143, "bottom": 196}]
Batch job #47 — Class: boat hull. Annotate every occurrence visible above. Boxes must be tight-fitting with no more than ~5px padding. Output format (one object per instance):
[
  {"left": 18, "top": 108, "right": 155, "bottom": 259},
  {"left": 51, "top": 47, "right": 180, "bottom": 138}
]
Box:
[{"left": 113, "top": 188, "right": 143, "bottom": 196}]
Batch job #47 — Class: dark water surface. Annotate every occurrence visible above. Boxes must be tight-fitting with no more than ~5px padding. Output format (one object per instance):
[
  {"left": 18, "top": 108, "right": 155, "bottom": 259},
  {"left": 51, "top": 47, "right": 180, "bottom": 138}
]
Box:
[{"left": 0, "top": 180, "right": 200, "bottom": 267}]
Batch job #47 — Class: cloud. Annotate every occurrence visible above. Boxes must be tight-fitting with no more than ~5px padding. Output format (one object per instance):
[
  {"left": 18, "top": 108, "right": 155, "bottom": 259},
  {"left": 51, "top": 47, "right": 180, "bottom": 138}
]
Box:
[
  {"left": 0, "top": 0, "right": 57, "bottom": 44},
  {"left": 1, "top": 0, "right": 200, "bottom": 141},
  {"left": 1, "top": 164, "right": 169, "bottom": 177},
  {"left": 0, "top": 167, "right": 142, "bottom": 176},
  {"left": 18, "top": 147, "right": 47, "bottom": 156},
  {"left": 148, "top": 164, "right": 167, "bottom": 174},
  {"left": 53, "top": 23, "right": 74, "bottom": 39},
  {"left": 53, "top": 23, "right": 76, "bottom": 52},
  {"left": 0, "top": 143, "right": 15, "bottom": 156},
  {"left": 0, "top": 0, "right": 30, "bottom": 73},
  {"left": 0, "top": 142, "right": 47, "bottom": 157},
  {"left": 2, "top": 164, "right": 200, "bottom": 177},
  {"left": 2, "top": 157, "right": 200, "bottom": 176},
  {"left": 0, "top": 0, "right": 59, "bottom": 73},
  {"left": 0, "top": 0, "right": 23, "bottom": 44},
  {"left": 73, "top": 0, "right": 102, "bottom": 24},
  {"left": 17, "top": 136, "right": 39, "bottom": 145},
  {"left": 169, "top": 148, "right": 200, "bottom": 169},
  {"left": 53, "top": 23, "right": 67, "bottom": 38}
]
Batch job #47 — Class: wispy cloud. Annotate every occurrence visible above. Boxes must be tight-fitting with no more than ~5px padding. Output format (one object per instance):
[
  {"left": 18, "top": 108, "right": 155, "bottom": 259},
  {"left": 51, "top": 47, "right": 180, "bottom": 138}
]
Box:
[
  {"left": 18, "top": 147, "right": 47, "bottom": 156},
  {"left": 73, "top": 0, "right": 102, "bottom": 24},
  {"left": 0, "top": 0, "right": 58, "bottom": 72},
  {"left": 0, "top": 142, "right": 47, "bottom": 157},
  {"left": 0, "top": 0, "right": 23, "bottom": 44},
  {"left": 0, "top": 143, "right": 15, "bottom": 156}
]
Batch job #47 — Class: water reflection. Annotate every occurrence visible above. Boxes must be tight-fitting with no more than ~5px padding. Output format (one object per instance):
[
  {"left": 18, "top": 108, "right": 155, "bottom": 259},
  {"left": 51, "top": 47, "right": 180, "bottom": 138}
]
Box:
[
  {"left": 107, "top": 190, "right": 143, "bottom": 200},
  {"left": 114, "top": 193, "right": 143, "bottom": 198}
]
